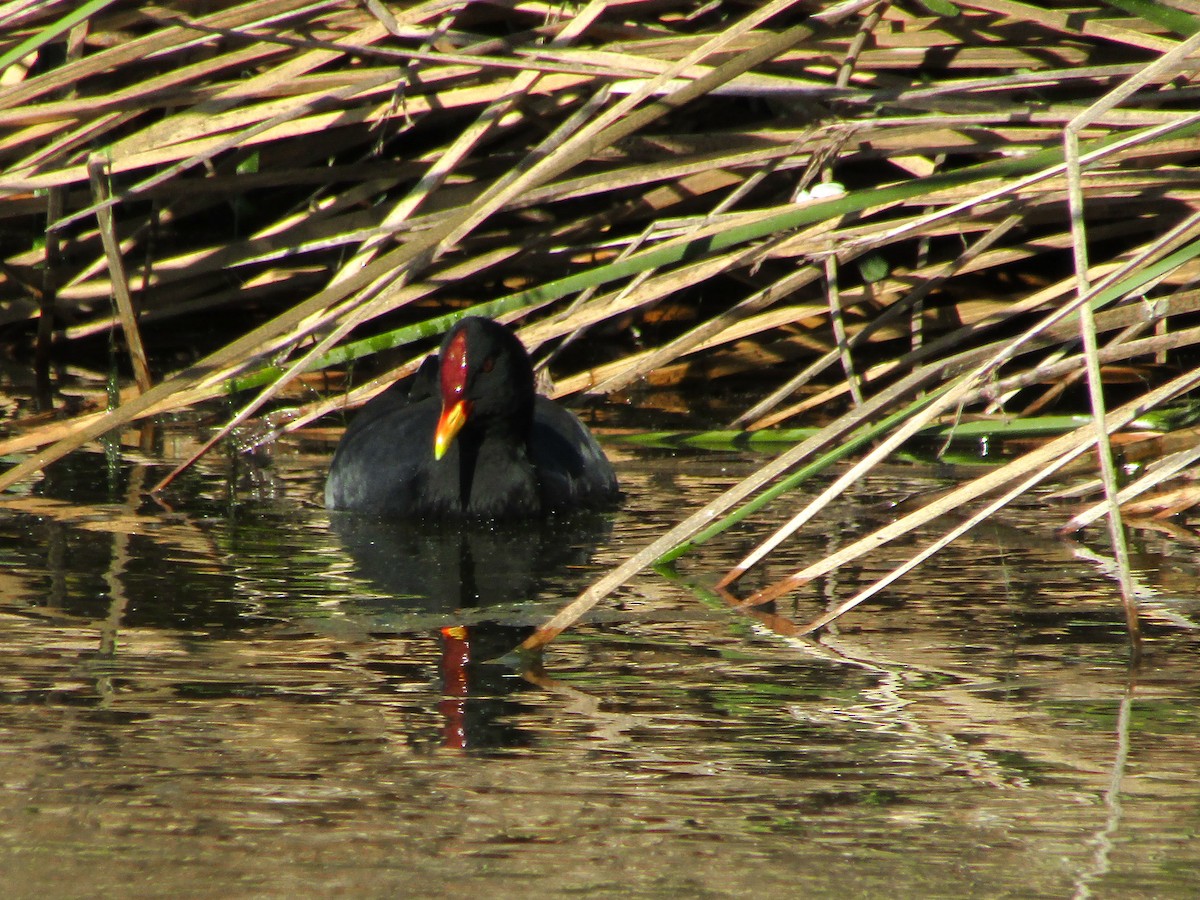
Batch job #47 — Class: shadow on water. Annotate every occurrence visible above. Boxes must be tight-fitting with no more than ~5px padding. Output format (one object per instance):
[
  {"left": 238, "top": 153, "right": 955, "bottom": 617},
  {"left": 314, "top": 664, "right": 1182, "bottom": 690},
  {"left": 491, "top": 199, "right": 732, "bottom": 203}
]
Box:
[{"left": 3, "top": 442, "right": 1200, "bottom": 896}]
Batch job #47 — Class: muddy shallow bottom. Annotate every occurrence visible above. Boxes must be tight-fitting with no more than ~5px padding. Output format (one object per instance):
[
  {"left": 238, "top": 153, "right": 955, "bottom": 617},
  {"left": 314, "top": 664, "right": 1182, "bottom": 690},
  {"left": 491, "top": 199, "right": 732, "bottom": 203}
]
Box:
[{"left": 2, "top": 431, "right": 1199, "bottom": 898}]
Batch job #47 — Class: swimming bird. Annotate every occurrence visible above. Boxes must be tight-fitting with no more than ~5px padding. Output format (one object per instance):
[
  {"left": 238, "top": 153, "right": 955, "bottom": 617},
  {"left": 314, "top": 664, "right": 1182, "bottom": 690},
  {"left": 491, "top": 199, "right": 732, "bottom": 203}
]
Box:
[{"left": 325, "top": 316, "right": 619, "bottom": 519}]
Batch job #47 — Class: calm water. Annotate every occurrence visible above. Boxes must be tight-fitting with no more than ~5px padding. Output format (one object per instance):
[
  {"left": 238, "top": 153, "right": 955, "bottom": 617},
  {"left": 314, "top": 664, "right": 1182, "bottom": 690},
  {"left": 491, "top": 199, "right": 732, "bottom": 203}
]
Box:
[{"left": 2, "top": 424, "right": 1200, "bottom": 898}]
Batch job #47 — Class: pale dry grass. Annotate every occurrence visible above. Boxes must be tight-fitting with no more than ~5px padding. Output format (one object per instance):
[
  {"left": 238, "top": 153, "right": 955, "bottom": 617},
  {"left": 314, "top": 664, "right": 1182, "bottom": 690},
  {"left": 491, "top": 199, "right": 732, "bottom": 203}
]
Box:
[{"left": 3, "top": 1, "right": 1200, "bottom": 642}]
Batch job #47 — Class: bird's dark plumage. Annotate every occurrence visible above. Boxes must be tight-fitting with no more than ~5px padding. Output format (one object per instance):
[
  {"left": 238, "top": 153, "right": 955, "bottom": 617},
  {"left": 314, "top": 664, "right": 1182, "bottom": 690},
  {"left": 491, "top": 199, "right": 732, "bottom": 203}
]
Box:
[{"left": 325, "top": 317, "right": 619, "bottom": 520}]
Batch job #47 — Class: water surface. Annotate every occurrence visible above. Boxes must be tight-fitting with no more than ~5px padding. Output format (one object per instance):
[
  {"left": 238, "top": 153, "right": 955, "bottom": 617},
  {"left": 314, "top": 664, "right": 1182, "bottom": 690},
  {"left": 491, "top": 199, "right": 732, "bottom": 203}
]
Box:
[{"left": 2, "top": 428, "right": 1198, "bottom": 898}]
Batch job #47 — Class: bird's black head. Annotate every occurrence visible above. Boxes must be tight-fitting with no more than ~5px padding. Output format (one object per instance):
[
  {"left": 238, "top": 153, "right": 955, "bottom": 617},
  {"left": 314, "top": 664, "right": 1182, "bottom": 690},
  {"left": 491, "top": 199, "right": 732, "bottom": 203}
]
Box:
[{"left": 434, "top": 317, "right": 536, "bottom": 459}]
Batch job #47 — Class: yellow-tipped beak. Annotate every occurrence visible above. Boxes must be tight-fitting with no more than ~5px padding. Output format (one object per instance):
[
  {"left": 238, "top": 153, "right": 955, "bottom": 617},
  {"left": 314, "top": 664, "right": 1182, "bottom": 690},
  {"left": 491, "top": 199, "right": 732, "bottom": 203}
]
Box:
[{"left": 434, "top": 400, "right": 469, "bottom": 460}]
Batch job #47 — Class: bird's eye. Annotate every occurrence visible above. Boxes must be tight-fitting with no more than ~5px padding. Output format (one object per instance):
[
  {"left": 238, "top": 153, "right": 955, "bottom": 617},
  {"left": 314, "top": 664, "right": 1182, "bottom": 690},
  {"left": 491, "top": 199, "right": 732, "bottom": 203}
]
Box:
[{"left": 480, "top": 356, "right": 495, "bottom": 373}]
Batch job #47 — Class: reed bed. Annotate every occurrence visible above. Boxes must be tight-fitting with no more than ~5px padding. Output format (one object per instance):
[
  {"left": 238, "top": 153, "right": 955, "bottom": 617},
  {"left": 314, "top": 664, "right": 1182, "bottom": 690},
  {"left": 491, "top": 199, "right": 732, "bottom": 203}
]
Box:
[{"left": 2, "top": 0, "right": 1200, "bottom": 646}]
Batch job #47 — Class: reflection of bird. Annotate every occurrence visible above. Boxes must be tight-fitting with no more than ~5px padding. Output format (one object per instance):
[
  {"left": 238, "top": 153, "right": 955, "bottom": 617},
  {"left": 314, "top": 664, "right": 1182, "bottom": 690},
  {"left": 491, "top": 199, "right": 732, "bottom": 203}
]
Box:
[
  {"left": 325, "top": 316, "right": 619, "bottom": 519},
  {"left": 329, "top": 511, "right": 613, "bottom": 753},
  {"left": 328, "top": 513, "right": 611, "bottom": 614}
]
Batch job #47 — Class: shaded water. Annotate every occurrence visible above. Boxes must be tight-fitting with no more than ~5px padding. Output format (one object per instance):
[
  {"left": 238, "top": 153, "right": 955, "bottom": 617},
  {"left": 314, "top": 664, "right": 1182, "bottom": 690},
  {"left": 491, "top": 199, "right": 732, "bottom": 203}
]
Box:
[{"left": 3, "top": 426, "right": 1200, "bottom": 898}]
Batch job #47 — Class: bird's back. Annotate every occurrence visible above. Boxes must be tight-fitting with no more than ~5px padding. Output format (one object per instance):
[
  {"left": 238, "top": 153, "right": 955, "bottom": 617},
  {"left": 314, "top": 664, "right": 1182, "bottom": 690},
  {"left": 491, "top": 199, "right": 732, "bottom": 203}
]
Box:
[{"left": 529, "top": 397, "right": 619, "bottom": 512}]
